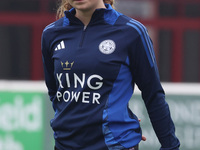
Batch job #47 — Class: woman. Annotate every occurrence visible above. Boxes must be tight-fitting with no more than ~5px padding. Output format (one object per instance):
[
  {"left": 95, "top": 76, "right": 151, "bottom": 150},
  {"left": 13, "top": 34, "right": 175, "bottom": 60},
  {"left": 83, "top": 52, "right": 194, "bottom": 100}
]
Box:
[{"left": 41, "top": 0, "right": 180, "bottom": 150}]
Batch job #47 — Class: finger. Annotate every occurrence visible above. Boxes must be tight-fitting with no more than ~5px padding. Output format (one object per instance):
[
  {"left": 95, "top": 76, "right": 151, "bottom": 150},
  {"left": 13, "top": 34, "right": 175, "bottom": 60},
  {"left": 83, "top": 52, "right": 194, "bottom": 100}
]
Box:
[{"left": 142, "top": 135, "right": 147, "bottom": 141}]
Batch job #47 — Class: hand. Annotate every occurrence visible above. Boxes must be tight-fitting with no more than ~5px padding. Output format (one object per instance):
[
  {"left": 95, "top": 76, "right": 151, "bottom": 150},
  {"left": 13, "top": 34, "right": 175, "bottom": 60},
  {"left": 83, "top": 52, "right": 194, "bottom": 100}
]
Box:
[{"left": 139, "top": 119, "right": 147, "bottom": 141}]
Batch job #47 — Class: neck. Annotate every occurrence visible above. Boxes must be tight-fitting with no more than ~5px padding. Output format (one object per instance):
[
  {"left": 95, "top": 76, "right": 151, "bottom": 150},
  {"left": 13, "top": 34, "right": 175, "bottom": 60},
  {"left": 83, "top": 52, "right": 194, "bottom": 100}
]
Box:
[
  {"left": 75, "top": 10, "right": 94, "bottom": 26},
  {"left": 75, "top": 3, "right": 106, "bottom": 26}
]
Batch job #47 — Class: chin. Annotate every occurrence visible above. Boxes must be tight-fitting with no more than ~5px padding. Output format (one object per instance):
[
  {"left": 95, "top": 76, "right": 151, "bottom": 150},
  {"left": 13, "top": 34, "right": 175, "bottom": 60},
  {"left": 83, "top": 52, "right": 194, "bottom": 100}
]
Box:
[{"left": 75, "top": 6, "right": 91, "bottom": 11}]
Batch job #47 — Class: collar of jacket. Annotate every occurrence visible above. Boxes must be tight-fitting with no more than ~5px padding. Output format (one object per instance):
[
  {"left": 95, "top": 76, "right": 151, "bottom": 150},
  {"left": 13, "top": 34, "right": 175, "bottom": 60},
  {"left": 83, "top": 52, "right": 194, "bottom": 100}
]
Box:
[{"left": 63, "top": 4, "right": 121, "bottom": 27}]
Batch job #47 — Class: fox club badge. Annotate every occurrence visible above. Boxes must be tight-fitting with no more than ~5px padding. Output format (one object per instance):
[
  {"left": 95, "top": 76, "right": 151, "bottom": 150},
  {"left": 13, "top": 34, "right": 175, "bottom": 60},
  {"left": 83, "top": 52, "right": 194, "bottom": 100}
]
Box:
[{"left": 99, "top": 40, "right": 116, "bottom": 55}]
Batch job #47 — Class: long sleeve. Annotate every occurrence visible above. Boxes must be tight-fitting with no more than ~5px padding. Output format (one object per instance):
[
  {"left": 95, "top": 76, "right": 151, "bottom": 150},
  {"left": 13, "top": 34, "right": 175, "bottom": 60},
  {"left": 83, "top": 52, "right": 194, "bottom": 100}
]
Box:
[
  {"left": 41, "top": 31, "right": 57, "bottom": 102},
  {"left": 128, "top": 27, "right": 180, "bottom": 149}
]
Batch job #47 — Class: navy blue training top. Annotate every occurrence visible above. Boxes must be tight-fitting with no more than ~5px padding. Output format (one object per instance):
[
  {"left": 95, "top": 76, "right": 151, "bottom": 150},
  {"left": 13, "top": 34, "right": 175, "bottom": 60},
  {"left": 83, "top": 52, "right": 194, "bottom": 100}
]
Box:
[{"left": 41, "top": 4, "right": 180, "bottom": 150}]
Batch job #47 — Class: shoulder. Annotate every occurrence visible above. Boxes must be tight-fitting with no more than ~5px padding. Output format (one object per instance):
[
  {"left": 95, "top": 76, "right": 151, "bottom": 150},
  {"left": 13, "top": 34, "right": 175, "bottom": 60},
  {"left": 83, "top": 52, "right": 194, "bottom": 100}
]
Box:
[
  {"left": 42, "top": 17, "right": 66, "bottom": 44},
  {"left": 42, "top": 18, "right": 66, "bottom": 50},
  {"left": 115, "top": 14, "right": 148, "bottom": 36},
  {"left": 43, "top": 17, "right": 65, "bottom": 33}
]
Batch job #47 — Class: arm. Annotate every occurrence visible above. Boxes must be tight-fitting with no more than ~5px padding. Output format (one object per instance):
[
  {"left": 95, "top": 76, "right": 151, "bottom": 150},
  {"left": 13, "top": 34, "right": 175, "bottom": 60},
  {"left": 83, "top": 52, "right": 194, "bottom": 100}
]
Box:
[
  {"left": 129, "top": 26, "right": 180, "bottom": 150},
  {"left": 41, "top": 31, "right": 57, "bottom": 102}
]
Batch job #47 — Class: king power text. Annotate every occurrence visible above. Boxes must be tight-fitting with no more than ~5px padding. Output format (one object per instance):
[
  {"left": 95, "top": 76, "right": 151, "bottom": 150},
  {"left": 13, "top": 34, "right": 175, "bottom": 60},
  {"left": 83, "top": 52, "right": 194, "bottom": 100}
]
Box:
[{"left": 56, "top": 73, "right": 103, "bottom": 104}]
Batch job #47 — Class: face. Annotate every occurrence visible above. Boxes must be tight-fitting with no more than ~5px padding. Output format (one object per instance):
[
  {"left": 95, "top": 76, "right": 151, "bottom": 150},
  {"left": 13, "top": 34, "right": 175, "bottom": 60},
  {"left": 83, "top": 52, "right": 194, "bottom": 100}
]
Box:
[{"left": 68, "top": 0, "right": 105, "bottom": 12}]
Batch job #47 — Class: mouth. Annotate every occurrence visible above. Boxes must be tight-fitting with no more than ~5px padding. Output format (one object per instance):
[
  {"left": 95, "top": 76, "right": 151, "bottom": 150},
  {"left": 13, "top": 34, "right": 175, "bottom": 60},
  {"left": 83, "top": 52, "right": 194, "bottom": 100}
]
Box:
[{"left": 73, "top": 0, "right": 85, "bottom": 3}]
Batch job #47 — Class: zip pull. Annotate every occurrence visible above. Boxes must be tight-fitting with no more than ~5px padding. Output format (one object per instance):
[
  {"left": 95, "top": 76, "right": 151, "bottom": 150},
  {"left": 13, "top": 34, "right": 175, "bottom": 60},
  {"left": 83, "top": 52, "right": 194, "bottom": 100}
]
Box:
[{"left": 83, "top": 25, "right": 87, "bottom": 31}]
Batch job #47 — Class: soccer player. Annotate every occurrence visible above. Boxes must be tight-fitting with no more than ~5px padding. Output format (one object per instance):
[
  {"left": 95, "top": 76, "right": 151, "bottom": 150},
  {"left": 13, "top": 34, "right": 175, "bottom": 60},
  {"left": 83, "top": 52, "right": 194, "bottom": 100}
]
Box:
[{"left": 41, "top": 0, "right": 180, "bottom": 150}]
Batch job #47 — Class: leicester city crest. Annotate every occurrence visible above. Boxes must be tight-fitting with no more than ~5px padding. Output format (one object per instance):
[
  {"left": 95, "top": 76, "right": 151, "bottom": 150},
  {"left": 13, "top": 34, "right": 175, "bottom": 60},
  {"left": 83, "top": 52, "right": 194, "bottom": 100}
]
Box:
[{"left": 99, "top": 40, "right": 116, "bottom": 55}]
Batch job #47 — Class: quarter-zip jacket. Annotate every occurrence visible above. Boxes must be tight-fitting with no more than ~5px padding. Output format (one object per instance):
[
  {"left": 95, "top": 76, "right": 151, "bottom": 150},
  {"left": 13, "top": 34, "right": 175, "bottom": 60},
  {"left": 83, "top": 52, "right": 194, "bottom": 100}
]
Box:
[{"left": 42, "top": 4, "right": 180, "bottom": 150}]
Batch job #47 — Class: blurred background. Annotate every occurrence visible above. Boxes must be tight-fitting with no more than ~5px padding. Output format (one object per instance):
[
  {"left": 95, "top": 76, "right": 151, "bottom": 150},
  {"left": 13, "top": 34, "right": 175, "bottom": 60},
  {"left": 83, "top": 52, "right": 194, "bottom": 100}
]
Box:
[{"left": 0, "top": 0, "right": 200, "bottom": 150}]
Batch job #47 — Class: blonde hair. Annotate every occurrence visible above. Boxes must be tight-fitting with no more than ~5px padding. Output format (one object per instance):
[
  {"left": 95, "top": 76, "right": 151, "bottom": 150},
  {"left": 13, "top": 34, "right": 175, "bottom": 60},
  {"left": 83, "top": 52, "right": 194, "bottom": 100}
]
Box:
[{"left": 56, "top": 0, "right": 115, "bottom": 19}]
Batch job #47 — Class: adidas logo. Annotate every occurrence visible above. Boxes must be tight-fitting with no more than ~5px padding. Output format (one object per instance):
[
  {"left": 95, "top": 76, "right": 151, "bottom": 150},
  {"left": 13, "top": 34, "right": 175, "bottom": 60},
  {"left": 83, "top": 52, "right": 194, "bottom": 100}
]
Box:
[{"left": 55, "top": 40, "right": 65, "bottom": 51}]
